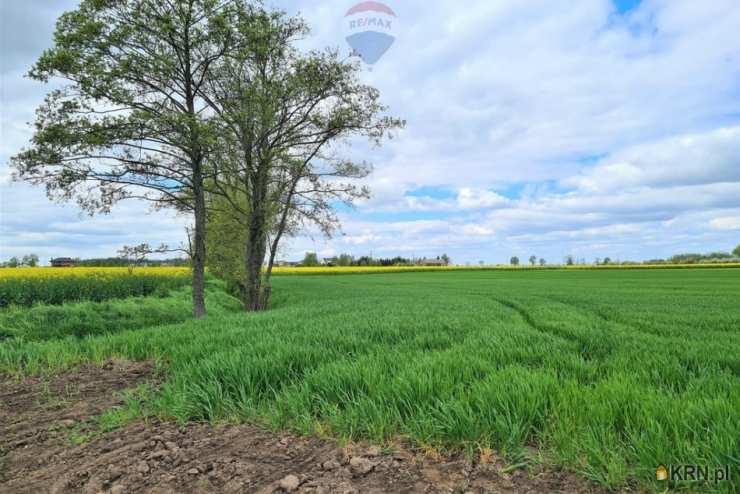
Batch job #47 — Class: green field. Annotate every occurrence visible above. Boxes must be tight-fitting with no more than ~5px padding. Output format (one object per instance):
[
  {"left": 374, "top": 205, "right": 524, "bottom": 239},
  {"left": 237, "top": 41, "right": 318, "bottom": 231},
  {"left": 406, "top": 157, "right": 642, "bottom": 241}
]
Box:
[{"left": 1, "top": 269, "right": 739, "bottom": 492}]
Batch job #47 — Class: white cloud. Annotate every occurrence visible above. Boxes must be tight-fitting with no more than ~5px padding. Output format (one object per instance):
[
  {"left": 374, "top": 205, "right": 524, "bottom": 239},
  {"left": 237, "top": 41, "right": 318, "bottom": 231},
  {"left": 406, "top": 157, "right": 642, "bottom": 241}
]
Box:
[
  {"left": 460, "top": 224, "right": 494, "bottom": 237},
  {"left": 0, "top": 167, "right": 10, "bottom": 187},
  {"left": 566, "top": 127, "right": 740, "bottom": 193},
  {"left": 456, "top": 188, "right": 508, "bottom": 210},
  {"left": 0, "top": 179, "right": 188, "bottom": 263},
  {"left": 342, "top": 233, "right": 384, "bottom": 245},
  {"left": 709, "top": 216, "right": 740, "bottom": 231}
]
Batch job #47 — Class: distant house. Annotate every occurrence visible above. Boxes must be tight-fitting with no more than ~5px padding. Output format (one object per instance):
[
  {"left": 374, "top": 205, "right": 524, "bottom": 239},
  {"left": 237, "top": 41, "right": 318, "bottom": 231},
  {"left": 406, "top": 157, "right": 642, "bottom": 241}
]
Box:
[
  {"left": 50, "top": 257, "right": 76, "bottom": 267},
  {"left": 419, "top": 258, "right": 448, "bottom": 267},
  {"left": 322, "top": 258, "right": 336, "bottom": 267}
]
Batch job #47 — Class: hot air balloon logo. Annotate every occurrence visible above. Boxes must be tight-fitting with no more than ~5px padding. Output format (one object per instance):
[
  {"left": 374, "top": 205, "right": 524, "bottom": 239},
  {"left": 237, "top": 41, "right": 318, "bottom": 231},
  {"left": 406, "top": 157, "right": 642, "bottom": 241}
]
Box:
[{"left": 343, "top": 2, "right": 397, "bottom": 65}]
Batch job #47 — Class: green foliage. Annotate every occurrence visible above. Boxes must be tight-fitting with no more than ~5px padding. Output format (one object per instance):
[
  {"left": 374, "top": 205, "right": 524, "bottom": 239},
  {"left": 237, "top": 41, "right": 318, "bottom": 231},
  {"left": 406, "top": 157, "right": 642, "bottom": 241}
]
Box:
[
  {"left": 11, "top": 0, "right": 237, "bottom": 317},
  {"left": 336, "top": 254, "right": 354, "bottom": 267},
  {"left": 201, "top": 3, "right": 403, "bottom": 310},
  {"left": 74, "top": 258, "right": 190, "bottom": 267},
  {"left": 13, "top": 0, "right": 228, "bottom": 210},
  {"left": 302, "top": 252, "right": 320, "bottom": 267},
  {"left": 22, "top": 254, "right": 39, "bottom": 267},
  {"left": 206, "top": 204, "right": 247, "bottom": 295},
  {"left": 2, "top": 255, "right": 40, "bottom": 268},
  {"left": 510, "top": 256, "right": 520, "bottom": 266},
  {"left": 669, "top": 252, "right": 733, "bottom": 263},
  {"left": 647, "top": 247, "right": 740, "bottom": 265},
  {"left": 2, "top": 269, "right": 738, "bottom": 492}
]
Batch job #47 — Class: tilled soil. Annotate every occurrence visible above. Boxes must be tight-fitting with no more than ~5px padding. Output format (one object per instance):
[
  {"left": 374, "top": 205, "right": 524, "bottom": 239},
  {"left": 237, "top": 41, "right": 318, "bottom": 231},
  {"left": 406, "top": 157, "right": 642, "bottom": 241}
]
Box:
[{"left": 0, "top": 360, "right": 609, "bottom": 494}]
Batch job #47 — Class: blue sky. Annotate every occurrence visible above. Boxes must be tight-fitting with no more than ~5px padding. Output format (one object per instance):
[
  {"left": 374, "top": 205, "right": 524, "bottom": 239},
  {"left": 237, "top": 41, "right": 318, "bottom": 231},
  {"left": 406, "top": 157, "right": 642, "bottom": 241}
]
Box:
[
  {"left": 614, "top": 0, "right": 642, "bottom": 13},
  {"left": 1, "top": 0, "right": 739, "bottom": 264}
]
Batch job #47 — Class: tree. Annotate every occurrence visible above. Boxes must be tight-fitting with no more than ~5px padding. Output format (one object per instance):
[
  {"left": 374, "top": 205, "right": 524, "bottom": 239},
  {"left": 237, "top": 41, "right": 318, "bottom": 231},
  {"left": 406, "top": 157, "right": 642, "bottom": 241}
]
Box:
[
  {"left": 336, "top": 254, "right": 354, "bottom": 267},
  {"left": 529, "top": 255, "right": 537, "bottom": 266},
  {"left": 10, "top": 0, "right": 235, "bottom": 318},
  {"left": 733, "top": 245, "right": 740, "bottom": 258},
  {"left": 22, "top": 254, "right": 40, "bottom": 267},
  {"left": 510, "top": 256, "right": 520, "bottom": 266},
  {"left": 302, "top": 252, "right": 320, "bottom": 267},
  {"left": 356, "top": 256, "right": 375, "bottom": 266},
  {"left": 117, "top": 243, "right": 187, "bottom": 273},
  {"left": 441, "top": 254, "right": 451, "bottom": 266},
  {"left": 202, "top": 5, "right": 403, "bottom": 311},
  {"left": 565, "top": 255, "right": 575, "bottom": 266},
  {"left": 206, "top": 200, "right": 248, "bottom": 294},
  {"left": 603, "top": 257, "right": 612, "bottom": 265},
  {"left": 539, "top": 258, "right": 546, "bottom": 266},
  {"left": 7, "top": 257, "right": 20, "bottom": 268}
]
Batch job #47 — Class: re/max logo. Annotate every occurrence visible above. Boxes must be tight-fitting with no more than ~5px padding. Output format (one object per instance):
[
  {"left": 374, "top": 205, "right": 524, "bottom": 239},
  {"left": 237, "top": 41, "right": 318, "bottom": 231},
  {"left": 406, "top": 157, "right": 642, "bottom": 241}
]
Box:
[
  {"left": 658, "top": 464, "right": 732, "bottom": 484},
  {"left": 348, "top": 18, "right": 393, "bottom": 30}
]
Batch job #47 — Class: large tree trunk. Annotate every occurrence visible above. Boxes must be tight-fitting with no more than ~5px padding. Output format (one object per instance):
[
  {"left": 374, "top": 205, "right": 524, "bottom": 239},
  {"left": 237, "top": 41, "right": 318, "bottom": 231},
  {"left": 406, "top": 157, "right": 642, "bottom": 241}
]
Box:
[
  {"left": 244, "top": 228, "right": 265, "bottom": 312},
  {"left": 244, "top": 217, "right": 267, "bottom": 311},
  {"left": 260, "top": 252, "right": 276, "bottom": 310},
  {"left": 191, "top": 163, "right": 207, "bottom": 319},
  {"left": 182, "top": 14, "right": 207, "bottom": 319},
  {"left": 261, "top": 203, "right": 290, "bottom": 310},
  {"left": 260, "top": 249, "right": 276, "bottom": 310},
  {"left": 243, "top": 164, "right": 268, "bottom": 311}
]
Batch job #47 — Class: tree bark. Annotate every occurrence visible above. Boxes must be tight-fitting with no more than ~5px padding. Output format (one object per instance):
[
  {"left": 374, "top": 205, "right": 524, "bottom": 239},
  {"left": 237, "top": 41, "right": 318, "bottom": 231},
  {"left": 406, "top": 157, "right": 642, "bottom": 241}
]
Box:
[
  {"left": 183, "top": 13, "right": 207, "bottom": 319},
  {"left": 243, "top": 161, "right": 268, "bottom": 312},
  {"left": 244, "top": 215, "right": 267, "bottom": 311},
  {"left": 191, "top": 161, "right": 207, "bottom": 319},
  {"left": 260, "top": 181, "right": 295, "bottom": 310}
]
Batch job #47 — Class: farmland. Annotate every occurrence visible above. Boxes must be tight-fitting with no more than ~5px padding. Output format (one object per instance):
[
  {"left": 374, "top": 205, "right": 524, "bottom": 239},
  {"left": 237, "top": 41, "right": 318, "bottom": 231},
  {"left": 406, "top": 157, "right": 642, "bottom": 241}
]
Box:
[
  {"left": 1, "top": 268, "right": 738, "bottom": 492},
  {"left": 0, "top": 267, "right": 191, "bottom": 307}
]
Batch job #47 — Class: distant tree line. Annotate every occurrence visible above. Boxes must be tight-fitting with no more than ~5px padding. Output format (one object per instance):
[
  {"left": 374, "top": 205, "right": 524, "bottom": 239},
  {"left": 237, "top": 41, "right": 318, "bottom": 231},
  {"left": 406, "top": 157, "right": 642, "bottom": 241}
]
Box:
[
  {"left": 648, "top": 247, "right": 740, "bottom": 265},
  {"left": 507, "top": 244, "right": 740, "bottom": 266},
  {"left": 299, "top": 253, "right": 451, "bottom": 267},
  {"left": 0, "top": 255, "right": 189, "bottom": 268},
  {"left": 76, "top": 257, "right": 190, "bottom": 267},
  {"left": 0, "top": 254, "right": 39, "bottom": 268}
]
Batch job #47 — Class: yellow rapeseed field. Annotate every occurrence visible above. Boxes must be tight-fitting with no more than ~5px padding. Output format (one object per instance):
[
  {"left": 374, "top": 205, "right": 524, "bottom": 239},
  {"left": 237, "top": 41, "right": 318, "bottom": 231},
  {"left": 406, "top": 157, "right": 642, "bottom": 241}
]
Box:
[
  {"left": 0, "top": 267, "right": 190, "bottom": 279},
  {"left": 0, "top": 267, "right": 191, "bottom": 307}
]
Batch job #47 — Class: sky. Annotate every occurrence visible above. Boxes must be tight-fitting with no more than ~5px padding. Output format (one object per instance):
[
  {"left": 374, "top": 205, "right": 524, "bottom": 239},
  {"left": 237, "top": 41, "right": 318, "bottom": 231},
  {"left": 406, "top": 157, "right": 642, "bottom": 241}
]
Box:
[{"left": 1, "top": 0, "right": 739, "bottom": 265}]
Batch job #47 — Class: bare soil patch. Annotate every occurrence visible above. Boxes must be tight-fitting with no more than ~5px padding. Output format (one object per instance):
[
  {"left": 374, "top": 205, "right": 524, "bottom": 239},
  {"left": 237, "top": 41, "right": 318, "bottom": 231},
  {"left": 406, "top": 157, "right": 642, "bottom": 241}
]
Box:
[{"left": 0, "top": 361, "right": 610, "bottom": 493}]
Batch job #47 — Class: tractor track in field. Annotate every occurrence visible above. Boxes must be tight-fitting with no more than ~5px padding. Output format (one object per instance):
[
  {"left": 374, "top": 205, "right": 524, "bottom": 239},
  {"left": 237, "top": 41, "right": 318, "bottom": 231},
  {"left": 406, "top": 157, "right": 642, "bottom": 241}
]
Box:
[
  {"left": 0, "top": 360, "right": 611, "bottom": 494},
  {"left": 488, "top": 296, "right": 623, "bottom": 364},
  {"left": 488, "top": 296, "right": 583, "bottom": 346}
]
